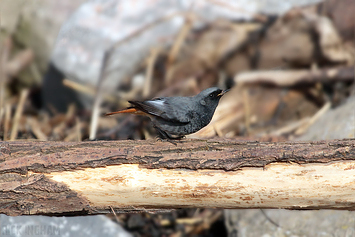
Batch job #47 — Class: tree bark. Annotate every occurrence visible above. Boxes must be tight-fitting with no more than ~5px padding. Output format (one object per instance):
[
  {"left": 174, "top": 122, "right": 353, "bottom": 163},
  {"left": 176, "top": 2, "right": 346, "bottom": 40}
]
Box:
[{"left": 0, "top": 138, "right": 354, "bottom": 216}]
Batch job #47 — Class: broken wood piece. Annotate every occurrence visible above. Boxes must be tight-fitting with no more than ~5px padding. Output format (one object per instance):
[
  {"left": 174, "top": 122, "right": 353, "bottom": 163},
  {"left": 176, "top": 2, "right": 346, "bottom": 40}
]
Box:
[
  {"left": 6, "top": 49, "right": 34, "bottom": 77},
  {"left": 235, "top": 67, "right": 354, "bottom": 87},
  {"left": 0, "top": 139, "right": 354, "bottom": 216}
]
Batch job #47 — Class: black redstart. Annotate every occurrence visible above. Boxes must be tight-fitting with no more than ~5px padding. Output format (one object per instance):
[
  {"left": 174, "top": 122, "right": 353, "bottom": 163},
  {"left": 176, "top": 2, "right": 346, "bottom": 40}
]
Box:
[{"left": 106, "top": 87, "right": 229, "bottom": 139}]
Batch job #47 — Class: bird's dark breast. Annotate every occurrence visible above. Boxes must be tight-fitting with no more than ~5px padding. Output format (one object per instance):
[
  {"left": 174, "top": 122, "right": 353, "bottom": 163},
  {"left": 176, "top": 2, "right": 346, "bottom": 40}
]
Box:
[{"left": 152, "top": 110, "right": 212, "bottom": 136}]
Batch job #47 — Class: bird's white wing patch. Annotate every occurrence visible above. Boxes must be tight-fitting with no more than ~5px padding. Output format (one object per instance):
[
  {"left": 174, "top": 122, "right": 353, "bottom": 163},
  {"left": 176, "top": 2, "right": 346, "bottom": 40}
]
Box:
[{"left": 147, "top": 99, "right": 165, "bottom": 107}]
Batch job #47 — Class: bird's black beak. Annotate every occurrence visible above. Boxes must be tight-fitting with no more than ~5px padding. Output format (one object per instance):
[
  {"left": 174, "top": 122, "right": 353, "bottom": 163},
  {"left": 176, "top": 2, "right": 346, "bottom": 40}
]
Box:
[{"left": 217, "top": 89, "right": 230, "bottom": 97}]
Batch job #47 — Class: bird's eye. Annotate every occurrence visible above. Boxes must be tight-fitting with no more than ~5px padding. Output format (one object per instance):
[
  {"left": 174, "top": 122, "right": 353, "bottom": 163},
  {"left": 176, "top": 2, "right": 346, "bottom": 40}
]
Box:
[{"left": 209, "top": 94, "right": 214, "bottom": 97}]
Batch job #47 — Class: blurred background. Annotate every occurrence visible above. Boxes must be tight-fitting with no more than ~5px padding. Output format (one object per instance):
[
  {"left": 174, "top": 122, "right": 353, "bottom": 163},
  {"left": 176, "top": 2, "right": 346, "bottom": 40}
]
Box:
[{"left": 0, "top": 0, "right": 354, "bottom": 236}]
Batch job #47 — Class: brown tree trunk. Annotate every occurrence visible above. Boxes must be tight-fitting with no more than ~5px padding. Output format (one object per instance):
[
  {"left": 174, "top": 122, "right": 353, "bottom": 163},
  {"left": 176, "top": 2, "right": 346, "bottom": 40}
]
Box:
[{"left": 0, "top": 138, "right": 354, "bottom": 216}]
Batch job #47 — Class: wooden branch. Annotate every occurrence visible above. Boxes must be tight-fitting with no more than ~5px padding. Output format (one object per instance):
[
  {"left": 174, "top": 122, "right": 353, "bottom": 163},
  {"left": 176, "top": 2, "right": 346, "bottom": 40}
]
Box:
[
  {"left": 0, "top": 138, "right": 354, "bottom": 216},
  {"left": 235, "top": 66, "right": 354, "bottom": 87}
]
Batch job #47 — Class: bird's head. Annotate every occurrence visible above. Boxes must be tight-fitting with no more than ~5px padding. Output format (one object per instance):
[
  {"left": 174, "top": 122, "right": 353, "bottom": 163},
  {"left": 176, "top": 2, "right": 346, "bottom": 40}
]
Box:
[{"left": 197, "top": 87, "right": 229, "bottom": 107}]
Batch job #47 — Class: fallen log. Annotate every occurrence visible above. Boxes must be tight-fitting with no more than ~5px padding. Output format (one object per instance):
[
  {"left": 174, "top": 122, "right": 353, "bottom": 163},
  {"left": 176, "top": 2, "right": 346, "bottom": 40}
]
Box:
[
  {"left": 0, "top": 138, "right": 354, "bottom": 216},
  {"left": 234, "top": 66, "right": 354, "bottom": 87}
]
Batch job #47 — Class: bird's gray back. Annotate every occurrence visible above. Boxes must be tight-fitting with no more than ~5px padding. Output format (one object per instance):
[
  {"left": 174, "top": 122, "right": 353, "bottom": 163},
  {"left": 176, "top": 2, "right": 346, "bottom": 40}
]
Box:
[{"left": 152, "top": 96, "right": 214, "bottom": 136}]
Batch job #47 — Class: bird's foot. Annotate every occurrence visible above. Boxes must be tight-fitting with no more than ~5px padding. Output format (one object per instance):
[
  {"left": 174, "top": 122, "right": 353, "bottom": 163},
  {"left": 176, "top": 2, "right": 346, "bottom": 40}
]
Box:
[
  {"left": 157, "top": 138, "right": 177, "bottom": 146},
  {"left": 156, "top": 135, "right": 186, "bottom": 145}
]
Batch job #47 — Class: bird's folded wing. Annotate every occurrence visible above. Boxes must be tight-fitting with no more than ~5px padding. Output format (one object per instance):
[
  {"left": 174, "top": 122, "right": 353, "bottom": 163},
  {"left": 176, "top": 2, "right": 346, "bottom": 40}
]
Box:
[{"left": 129, "top": 98, "right": 191, "bottom": 124}]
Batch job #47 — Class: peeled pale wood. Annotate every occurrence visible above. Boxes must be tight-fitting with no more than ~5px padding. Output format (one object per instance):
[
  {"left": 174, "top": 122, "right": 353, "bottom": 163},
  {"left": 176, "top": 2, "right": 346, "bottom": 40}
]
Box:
[
  {"left": 0, "top": 138, "right": 354, "bottom": 216},
  {"left": 235, "top": 66, "right": 354, "bottom": 87}
]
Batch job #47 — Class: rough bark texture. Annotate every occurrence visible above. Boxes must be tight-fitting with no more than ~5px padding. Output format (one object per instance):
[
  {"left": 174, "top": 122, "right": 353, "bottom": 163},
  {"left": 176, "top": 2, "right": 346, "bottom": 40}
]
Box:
[
  {"left": 0, "top": 138, "right": 354, "bottom": 216},
  {"left": 2, "top": 138, "right": 354, "bottom": 172}
]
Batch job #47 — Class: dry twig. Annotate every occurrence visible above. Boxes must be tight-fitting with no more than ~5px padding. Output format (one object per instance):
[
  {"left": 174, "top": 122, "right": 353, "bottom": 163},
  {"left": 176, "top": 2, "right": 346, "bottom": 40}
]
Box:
[
  {"left": 143, "top": 48, "right": 160, "bottom": 98},
  {"left": 28, "top": 117, "right": 48, "bottom": 141},
  {"left": 10, "top": 89, "right": 29, "bottom": 140},
  {"left": 89, "top": 52, "right": 109, "bottom": 140},
  {"left": 243, "top": 87, "right": 251, "bottom": 135},
  {"left": 0, "top": 37, "right": 11, "bottom": 128},
  {"left": 63, "top": 79, "right": 119, "bottom": 104},
  {"left": 3, "top": 103, "right": 11, "bottom": 141},
  {"left": 167, "top": 14, "right": 193, "bottom": 65},
  {"left": 295, "top": 101, "right": 331, "bottom": 135}
]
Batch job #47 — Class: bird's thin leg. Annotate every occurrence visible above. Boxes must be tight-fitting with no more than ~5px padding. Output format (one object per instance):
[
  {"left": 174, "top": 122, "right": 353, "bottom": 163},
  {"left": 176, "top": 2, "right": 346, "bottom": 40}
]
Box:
[{"left": 154, "top": 126, "right": 169, "bottom": 139}]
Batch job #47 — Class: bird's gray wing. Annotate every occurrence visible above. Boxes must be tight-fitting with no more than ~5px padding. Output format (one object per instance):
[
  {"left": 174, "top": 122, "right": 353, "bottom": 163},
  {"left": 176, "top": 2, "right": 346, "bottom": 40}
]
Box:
[{"left": 129, "top": 97, "right": 194, "bottom": 124}]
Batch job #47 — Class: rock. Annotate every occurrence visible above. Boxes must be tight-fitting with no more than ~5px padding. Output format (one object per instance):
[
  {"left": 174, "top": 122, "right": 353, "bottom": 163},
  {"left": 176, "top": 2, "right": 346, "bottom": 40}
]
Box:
[
  {"left": 51, "top": 0, "right": 323, "bottom": 93},
  {"left": 0, "top": 214, "right": 132, "bottom": 237},
  {"left": 297, "top": 95, "right": 355, "bottom": 140},
  {"left": 225, "top": 209, "right": 355, "bottom": 237}
]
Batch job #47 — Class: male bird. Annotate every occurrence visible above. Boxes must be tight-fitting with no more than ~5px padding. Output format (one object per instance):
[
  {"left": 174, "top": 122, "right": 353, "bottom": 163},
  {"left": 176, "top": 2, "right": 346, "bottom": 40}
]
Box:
[{"left": 105, "top": 87, "right": 228, "bottom": 139}]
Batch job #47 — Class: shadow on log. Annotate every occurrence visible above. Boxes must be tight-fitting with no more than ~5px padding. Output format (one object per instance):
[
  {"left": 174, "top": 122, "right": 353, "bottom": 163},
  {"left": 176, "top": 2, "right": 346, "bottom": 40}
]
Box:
[{"left": 0, "top": 138, "right": 354, "bottom": 216}]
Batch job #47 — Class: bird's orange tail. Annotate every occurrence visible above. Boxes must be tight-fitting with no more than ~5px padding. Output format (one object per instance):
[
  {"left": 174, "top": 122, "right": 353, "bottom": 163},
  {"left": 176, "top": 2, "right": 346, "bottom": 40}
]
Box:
[{"left": 105, "top": 108, "right": 146, "bottom": 116}]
